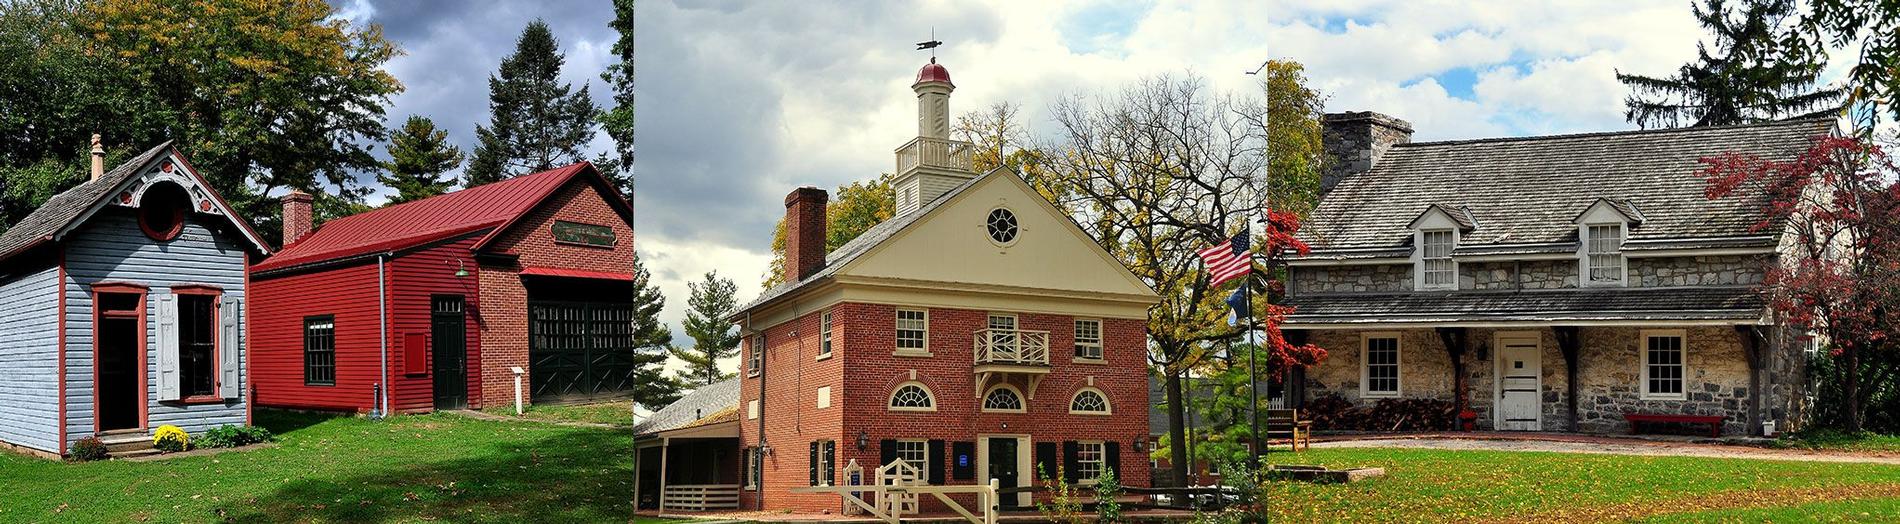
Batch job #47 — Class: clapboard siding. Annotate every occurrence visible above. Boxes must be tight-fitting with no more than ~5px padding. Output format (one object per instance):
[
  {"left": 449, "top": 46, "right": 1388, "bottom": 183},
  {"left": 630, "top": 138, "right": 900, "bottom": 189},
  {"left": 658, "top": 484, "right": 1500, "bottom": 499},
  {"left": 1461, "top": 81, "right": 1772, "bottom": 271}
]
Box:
[
  {"left": 65, "top": 210, "right": 249, "bottom": 444},
  {"left": 0, "top": 263, "right": 62, "bottom": 453},
  {"left": 386, "top": 236, "right": 483, "bottom": 412},
  {"left": 250, "top": 258, "right": 388, "bottom": 411}
]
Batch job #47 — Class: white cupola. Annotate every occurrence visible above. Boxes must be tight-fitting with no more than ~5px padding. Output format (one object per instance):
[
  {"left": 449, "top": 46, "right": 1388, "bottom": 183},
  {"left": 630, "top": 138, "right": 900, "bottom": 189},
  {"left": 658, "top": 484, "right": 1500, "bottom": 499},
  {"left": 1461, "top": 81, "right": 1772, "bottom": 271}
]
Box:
[{"left": 893, "top": 57, "right": 977, "bottom": 215}]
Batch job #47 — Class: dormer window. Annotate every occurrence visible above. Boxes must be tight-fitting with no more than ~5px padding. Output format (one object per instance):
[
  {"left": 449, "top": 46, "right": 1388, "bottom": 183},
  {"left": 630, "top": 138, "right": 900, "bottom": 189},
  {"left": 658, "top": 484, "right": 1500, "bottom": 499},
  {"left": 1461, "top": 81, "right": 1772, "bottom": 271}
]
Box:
[
  {"left": 1584, "top": 224, "right": 1625, "bottom": 285},
  {"left": 1420, "top": 230, "right": 1455, "bottom": 289}
]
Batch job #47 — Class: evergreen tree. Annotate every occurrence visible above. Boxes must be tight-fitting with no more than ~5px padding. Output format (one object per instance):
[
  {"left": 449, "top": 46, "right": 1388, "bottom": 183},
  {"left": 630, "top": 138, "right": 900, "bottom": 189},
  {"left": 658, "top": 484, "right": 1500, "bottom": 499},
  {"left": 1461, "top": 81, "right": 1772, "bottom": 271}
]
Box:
[
  {"left": 596, "top": 0, "right": 637, "bottom": 199},
  {"left": 626, "top": 254, "right": 682, "bottom": 408},
  {"left": 1616, "top": 0, "right": 1843, "bottom": 128},
  {"left": 465, "top": 20, "right": 599, "bottom": 187},
  {"left": 672, "top": 271, "right": 740, "bottom": 386},
  {"left": 378, "top": 115, "right": 463, "bottom": 205}
]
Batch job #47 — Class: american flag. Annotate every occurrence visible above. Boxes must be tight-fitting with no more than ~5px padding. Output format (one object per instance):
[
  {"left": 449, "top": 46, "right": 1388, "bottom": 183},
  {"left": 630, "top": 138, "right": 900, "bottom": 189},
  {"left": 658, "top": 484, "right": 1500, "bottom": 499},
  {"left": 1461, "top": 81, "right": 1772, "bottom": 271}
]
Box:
[{"left": 1197, "top": 230, "right": 1252, "bottom": 288}]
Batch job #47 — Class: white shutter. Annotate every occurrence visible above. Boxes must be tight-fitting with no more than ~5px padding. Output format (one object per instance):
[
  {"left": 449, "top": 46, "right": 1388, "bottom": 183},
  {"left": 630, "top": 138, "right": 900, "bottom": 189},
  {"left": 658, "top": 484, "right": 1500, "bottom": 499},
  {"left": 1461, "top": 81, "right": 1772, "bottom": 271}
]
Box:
[
  {"left": 219, "top": 296, "right": 240, "bottom": 399},
  {"left": 155, "top": 293, "right": 180, "bottom": 401}
]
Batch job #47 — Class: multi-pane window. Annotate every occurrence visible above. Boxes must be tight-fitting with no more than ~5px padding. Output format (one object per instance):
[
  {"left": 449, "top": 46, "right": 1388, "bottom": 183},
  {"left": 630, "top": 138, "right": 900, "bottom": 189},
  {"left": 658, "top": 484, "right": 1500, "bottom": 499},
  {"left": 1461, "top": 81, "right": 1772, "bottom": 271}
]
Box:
[
  {"left": 810, "top": 440, "right": 836, "bottom": 486},
  {"left": 896, "top": 309, "right": 928, "bottom": 352},
  {"left": 748, "top": 334, "right": 764, "bottom": 376},
  {"left": 1363, "top": 336, "right": 1400, "bottom": 397},
  {"left": 1644, "top": 332, "right": 1686, "bottom": 399},
  {"left": 896, "top": 439, "right": 928, "bottom": 474},
  {"left": 179, "top": 295, "right": 217, "bottom": 397},
  {"left": 890, "top": 382, "right": 935, "bottom": 410},
  {"left": 746, "top": 447, "right": 761, "bottom": 490},
  {"left": 988, "top": 313, "right": 1017, "bottom": 352},
  {"left": 1074, "top": 319, "right": 1103, "bottom": 360},
  {"left": 1076, "top": 441, "right": 1105, "bottom": 480},
  {"left": 983, "top": 386, "right": 1025, "bottom": 412},
  {"left": 1070, "top": 389, "right": 1110, "bottom": 414},
  {"left": 1587, "top": 224, "right": 1625, "bottom": 284},
  {"left": 1421, "top": 230, "right": 1455, "bottom": 289},
  {"left": 819, "top": 310, "right": 833, "bottom": 357},
  {"left": 304, "top": 316, "right": 336, "bottom": 386}
]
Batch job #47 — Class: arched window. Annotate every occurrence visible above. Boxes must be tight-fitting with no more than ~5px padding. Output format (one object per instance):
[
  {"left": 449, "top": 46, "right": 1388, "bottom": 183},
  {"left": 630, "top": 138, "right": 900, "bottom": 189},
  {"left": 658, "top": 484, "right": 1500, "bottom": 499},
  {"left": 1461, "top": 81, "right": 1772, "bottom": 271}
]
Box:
[
  {"left": 1069, "top": 388, "right": 1110, "bottom": 415},
  {"left": 982, "top": 385, "right": 1025, "bottom": 413},
  {"left": 889, "top": 382, "right": 936, "bottom": 411}
]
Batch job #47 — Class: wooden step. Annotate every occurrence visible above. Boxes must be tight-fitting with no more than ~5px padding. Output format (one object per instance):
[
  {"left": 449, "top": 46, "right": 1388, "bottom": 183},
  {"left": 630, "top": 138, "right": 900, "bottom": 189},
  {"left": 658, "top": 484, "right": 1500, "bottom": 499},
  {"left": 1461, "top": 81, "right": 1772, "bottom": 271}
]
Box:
[{"left": 108, "top": 448, "right": 162, "bottom": 459}]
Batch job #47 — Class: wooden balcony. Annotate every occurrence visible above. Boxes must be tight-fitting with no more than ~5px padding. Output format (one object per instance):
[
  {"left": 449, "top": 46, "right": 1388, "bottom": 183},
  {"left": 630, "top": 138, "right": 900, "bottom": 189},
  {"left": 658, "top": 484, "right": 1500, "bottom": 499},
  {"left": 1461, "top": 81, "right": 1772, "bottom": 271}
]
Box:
[
  {"left": 974, "top": 328, "right": 1050, "bottom": 400},
  {"left": 895, "top": 136, "right": 976, "bottom": 174}
]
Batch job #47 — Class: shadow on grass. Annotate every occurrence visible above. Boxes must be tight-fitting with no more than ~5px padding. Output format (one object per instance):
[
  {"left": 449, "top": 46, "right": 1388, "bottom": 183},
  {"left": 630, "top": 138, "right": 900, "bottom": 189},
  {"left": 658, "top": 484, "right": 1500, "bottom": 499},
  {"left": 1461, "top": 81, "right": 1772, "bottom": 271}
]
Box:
[
  {"left": 254, "top": 409, "right": 351, "bottom": 437},
  {"left": 223, "top": 425, "right": 630, "bottom": 522}
]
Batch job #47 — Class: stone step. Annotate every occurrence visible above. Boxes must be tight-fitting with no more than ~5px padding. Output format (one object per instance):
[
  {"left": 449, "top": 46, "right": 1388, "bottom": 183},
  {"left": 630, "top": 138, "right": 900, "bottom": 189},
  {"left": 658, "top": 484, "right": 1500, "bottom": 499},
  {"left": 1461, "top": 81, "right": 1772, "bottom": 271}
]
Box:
[
  {"left": 105, "top": 438, "right": 154, "bottom": 453},
  {"left": 108, "top": 448, "right": 162, "bottom": 459}
]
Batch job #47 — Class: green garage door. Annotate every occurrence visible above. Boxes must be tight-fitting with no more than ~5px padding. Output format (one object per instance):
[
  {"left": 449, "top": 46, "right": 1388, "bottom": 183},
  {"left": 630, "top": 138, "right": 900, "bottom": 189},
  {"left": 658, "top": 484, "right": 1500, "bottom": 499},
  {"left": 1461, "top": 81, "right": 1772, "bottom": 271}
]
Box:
[{"left": 528, "top": 301, "right": 640, "bottom": 403}]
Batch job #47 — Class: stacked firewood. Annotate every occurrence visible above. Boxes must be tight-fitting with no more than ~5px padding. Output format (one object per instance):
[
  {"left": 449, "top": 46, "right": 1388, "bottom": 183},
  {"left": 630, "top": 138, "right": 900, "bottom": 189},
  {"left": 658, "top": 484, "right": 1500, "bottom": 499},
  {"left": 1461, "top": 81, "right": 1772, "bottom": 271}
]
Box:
[{"left": 1301, "top": 395, "right": 1457, "bottom": 432}]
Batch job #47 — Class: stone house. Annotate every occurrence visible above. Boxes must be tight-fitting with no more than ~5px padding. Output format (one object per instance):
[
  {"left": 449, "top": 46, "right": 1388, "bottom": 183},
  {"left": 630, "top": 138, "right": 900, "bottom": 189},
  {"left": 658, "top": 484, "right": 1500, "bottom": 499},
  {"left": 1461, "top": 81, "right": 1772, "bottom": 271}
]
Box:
[{"left": 1281, "top": 112, "right": 1836, "bottom": 436}]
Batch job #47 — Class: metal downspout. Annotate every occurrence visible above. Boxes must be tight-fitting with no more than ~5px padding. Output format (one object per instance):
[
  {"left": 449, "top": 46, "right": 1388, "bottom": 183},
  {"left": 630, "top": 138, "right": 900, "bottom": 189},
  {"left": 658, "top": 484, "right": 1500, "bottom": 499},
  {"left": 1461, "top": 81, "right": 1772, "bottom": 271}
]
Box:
[{"left": 749, "top": 311, "right": 765, "bottom": 510}]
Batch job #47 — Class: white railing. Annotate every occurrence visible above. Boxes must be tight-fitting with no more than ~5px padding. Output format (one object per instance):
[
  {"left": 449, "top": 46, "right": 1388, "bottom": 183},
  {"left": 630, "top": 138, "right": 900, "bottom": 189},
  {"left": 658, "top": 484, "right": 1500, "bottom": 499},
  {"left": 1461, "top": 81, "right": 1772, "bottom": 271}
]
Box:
[
  {"left": 973, "top": 329, "right": 1050, "bottom": 366},
  {"left": 895, "top": 136, "right": 976, "bottom": 174},
  {"left": 661, "top": 484, "right": 741, "bottom": 512}
]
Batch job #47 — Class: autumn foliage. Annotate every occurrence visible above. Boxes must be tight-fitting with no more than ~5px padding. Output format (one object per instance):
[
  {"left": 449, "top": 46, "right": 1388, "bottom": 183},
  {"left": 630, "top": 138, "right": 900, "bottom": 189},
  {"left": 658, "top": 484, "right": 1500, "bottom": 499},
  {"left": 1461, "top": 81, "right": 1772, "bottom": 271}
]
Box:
[
  {"left": 1259, "top": 209, "right": 1327, "bottom": 378},
  {"left": 1699, "top": 136, "right": 1900, "bottom": 431}
]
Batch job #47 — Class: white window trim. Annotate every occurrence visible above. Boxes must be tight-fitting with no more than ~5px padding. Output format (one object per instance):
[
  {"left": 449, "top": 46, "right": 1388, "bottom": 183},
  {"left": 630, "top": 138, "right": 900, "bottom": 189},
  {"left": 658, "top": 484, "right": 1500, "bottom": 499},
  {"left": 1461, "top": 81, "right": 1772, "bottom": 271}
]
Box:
[
  {"left": 894, "top": 308, "right": 932, "bottom": 357},
  {"left": 1360, "top": 332, "right": 1403, "bottom": 398},
  {"left": 747, "top": 399, "right": 760, "bottom": 420},
  {"left": 818, "top": 309, "right": 834, "bottom": 361},
  {"left": 1413, "top": 229, "right": 1458, "bottom": 291},
  {"left": 987, "top": 312, "right": 1018, "bottom": 330},
  {"left": 1076, "top": 440, "right": 1106, "bottom": 484},
  {"left": 1072, "top": 318, "right": 1105, "bottom": 363},
  {"left": 895, "top": 438, "right": 929, "bottom": 474},
  {"left": 1580, "top": 223, "right": 1628, "bottom": 287},
  {"left": 747, "top": 334, "right": 764, "bottom": 377},
  {"left": 1640, "top": 329, "right": 1688, "bottom": 400},
  {"left": 1068, "top": 387, "right": 1112, "bottom": 415},
  {"left": 888, "top": 381, "right": 938, "bottom": 412},
  {"left": 745, "top": 447, "right": 761, "bottom": 490},
  {"left": 981, "top": 384, "right": 1028, "bottom": 413}
]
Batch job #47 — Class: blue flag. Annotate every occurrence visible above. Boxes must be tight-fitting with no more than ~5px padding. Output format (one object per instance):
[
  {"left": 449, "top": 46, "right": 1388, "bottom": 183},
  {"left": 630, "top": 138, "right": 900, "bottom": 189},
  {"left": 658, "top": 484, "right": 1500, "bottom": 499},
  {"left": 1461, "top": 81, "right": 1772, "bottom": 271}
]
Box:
[{"left": 1226, "top": 286, "right": 1250, "bottom": 325}]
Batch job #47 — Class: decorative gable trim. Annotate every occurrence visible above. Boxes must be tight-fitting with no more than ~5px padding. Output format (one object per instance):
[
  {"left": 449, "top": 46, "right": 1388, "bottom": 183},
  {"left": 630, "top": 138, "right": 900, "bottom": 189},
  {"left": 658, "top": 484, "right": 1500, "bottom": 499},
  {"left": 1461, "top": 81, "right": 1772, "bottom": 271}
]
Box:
[
  {"left": 1572, "top": 198, "right": 1645, "bottom": 226},
  {"left": 56, "top": 148, "right": 271, "bottom": 255},
  {"left": 1407, "top": 204, "right": 1477, "bottom": 231}
]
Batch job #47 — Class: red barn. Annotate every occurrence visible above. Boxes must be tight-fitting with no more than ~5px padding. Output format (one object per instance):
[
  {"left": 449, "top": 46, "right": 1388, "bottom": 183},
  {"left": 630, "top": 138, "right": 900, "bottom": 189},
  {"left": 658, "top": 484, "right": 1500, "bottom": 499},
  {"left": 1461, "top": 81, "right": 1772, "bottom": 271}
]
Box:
[{"left": 249, "top": 163, "right": 639, "bottom": 414}]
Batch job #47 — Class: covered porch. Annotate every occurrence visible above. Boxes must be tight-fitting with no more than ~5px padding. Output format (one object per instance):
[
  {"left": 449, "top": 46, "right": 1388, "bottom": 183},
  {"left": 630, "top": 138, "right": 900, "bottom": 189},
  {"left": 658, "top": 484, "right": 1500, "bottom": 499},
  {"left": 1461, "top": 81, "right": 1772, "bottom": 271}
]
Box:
[{"left": 633, "top": 417, "right": 742, "bottom": 513}]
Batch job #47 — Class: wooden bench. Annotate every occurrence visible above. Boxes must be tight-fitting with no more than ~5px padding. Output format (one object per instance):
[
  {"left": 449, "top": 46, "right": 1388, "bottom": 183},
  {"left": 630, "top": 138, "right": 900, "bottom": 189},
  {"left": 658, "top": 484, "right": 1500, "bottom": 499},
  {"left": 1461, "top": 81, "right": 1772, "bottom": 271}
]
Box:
[
  {"left": 1265, "top": 409, "right": 1312, "bottom": 452},
  {"left": 1624, "top": 413, "right": 1727, "bottom": 438}
]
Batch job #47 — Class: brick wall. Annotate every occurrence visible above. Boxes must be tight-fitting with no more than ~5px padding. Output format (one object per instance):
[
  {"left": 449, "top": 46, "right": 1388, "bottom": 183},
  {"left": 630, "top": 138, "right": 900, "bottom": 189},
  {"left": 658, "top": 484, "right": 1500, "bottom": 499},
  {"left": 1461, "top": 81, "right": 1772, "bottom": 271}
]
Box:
[{"left": 739, "top": 301, "right": 1150, "bottom": 513}]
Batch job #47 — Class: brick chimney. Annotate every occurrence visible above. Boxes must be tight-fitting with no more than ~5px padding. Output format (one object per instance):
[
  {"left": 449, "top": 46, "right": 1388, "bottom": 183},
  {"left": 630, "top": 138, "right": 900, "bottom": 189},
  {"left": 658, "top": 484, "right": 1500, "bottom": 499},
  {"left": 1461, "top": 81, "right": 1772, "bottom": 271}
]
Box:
[
  {"left": 281, "top": 190, "right": 314, "bottom": 247},
  {"left": 90, "top": 134, "right": 105, "bottom": 182},
  {"left": 783, "top": 186, "right": 829, "bottom": 283},
  {"left": 1321, "top": 111, "right": 1413, "bottom": 195}
]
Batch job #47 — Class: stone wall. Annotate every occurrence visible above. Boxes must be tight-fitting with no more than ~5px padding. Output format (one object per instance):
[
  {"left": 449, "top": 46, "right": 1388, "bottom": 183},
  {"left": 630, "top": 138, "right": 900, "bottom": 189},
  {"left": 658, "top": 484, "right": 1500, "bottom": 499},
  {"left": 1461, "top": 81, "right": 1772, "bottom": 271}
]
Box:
[
  {"left": 1298, "top": 326, "right": 1783, "bottom": 435},
  {"left": 1292, "top": 265, "right": 1412, "bottom": 294},
  {"left": 1629, "top": 255, "right": 1769, "bottom": 287},
  {"left": 1463, "top": 260, "right": 1578, "bottom": 290}
]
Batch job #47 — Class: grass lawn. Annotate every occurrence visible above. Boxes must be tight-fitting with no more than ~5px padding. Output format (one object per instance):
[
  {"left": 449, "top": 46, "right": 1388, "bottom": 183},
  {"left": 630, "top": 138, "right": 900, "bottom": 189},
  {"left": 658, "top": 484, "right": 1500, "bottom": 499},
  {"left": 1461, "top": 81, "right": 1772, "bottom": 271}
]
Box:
[
  {"left": 1268, "top": 448, "right": 1900, "bottom": 523},
  {"left": 481, "top": 400, "right": 635, "bottom": 427},
  {"left": 1774, "top": 429, "right": 1900, "bottom": 454},
  {"left": 0, "top": 410, "right": 634, "bottom": 523}
]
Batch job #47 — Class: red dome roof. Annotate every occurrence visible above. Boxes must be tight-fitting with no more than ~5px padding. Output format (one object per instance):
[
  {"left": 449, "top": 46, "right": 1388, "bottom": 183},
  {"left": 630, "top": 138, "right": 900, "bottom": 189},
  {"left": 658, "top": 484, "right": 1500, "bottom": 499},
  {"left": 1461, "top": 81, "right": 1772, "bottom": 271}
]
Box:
[{"left": 914, "top": 59, "right": 953, "bottom": 86}]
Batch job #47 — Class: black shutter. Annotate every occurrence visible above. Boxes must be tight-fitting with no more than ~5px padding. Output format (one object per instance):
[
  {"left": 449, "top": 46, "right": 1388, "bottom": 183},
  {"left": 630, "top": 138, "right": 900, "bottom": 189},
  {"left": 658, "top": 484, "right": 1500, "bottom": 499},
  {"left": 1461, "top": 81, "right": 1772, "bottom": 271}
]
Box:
[
  {"left": 1105, "top": 441, "right": 1122, "bottom": 480},
  {"left": 951, "top": 441, "right": 976, "bottom": 480},
  {"left": 927, "top": 439, "right": 946, "bottom": 485},
  {"left": 809, "top": 441, "right": 820, "bottom": 486},
  {"left": 879, "top": 439, "right": 898, "bottom": 468},
  {"left": 1035, "top": 442, "right": 1059, "bottom": 481},
  {"left": 823, "top": 441, "right": 837, "bottom": 485},
  {"left": 1062, "top": 441, "right": 1080, "bottom": 483}
]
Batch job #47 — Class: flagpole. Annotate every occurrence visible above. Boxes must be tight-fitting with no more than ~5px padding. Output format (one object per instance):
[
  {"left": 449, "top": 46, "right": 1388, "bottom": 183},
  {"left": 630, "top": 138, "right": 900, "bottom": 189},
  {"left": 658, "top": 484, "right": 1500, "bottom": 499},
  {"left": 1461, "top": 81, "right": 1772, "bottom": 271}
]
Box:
[{"left": 1247, "top": 270, "right": 1261, "bottom": 470}]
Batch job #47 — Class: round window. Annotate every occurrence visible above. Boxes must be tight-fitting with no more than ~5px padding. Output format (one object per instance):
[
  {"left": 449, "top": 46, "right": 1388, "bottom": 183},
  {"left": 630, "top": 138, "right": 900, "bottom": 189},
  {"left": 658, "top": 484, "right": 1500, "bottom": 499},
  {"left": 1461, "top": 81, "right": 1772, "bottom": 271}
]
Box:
[
  {"left": 138, "top": 183, "right": 189, "bottom": 242},
  {"left": 985, "top": 208, "right": 1019, "bottom": 245}
]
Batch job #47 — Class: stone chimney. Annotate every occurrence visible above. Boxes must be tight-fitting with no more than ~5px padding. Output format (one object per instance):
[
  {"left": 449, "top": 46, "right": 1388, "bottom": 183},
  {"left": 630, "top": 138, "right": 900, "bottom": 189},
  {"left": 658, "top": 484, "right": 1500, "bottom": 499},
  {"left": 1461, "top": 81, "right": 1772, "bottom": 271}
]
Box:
[
  {"left": 90, "top": 134, "right": 105, "bottom": 182},
  {"left": 783, "top": 186, "right": 829, "bottom": 283},
  {"left": 1321, "top": 111, "right": 1413, "bottom": 195},
  {"left": 281, "top": 190, "right": 314, "bottom": 247}
]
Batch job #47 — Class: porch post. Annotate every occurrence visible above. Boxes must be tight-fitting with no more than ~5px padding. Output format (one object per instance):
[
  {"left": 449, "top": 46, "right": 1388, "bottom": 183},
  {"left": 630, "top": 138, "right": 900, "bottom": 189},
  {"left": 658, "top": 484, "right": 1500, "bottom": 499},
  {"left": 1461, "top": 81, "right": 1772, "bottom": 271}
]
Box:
[
  {"left": 659, "top": 437, "right": 671, "bottom": 512},
  {"left": 1553, "top": 327, "right": 1582, "bottom": 432},
  {"left": 1434, "top": 327, "right": 1469, "bottom": 429},
  {"left": 1736, "top": 325, "right": 1764, "bottom": 436},
  {"left": 1284, "top": 329, "right": 1310, "bottom": 408}
]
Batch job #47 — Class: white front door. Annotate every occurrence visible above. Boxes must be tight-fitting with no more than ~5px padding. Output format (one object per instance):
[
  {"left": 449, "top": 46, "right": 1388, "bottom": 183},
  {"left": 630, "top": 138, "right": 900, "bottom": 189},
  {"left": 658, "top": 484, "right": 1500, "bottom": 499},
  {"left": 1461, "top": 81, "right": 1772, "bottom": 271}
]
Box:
[{"left": 1495, "top": 333, "right": 1543, "bottom": 431}]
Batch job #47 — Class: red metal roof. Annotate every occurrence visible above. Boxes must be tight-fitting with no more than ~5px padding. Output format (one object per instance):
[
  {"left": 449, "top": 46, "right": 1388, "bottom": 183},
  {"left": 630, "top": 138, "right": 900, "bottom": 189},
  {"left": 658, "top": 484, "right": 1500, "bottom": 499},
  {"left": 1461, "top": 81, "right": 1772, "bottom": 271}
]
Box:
[
  {"left": 915, "top": 60, "right": 952, "bottom": 87},
  {"left": 519, "top": 267, "right": 633, "bottom": 281},
  {"left": 254, "top": 163, "right": 598, "bottom": 272}
]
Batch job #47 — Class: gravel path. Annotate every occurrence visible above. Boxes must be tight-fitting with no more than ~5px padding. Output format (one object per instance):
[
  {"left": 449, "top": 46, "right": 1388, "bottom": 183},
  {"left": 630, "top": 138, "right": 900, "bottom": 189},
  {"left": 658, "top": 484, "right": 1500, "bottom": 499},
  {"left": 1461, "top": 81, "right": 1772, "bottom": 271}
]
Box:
[{"left": 1313, "top": 436, "right": 1900, "bottom": 465}]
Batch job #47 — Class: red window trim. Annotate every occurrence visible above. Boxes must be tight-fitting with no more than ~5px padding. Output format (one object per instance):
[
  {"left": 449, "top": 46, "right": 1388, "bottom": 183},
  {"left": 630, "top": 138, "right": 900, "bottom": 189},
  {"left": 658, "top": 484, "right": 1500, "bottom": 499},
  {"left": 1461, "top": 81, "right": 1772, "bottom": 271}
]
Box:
[
  {"left": 168, "top": 283, "right": 222, "bottom": 295},
  {"left": 91, "top": 286, "right": 150, "bottom": 432},
  {"left": 90, "top": 281, "right": 150, "bottom": 293},
  {"left": 138, "top": 204, "right": 186, "bottom": 242}
]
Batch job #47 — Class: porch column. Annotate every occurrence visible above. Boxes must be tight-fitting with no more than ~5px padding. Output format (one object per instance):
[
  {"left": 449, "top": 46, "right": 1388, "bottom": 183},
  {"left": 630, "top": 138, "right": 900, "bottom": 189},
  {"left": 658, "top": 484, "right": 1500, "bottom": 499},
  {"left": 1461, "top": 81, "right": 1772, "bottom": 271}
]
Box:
[
  {"left": 1736, "top": 325, "right": 1765, "bottom": 436},
  {"left": 1553, "top": 327, "right": 1582, "bottom": 432},
  {"left": 659, "top": 437, "right": 671, "bottom": 512},
  {"left": 1284, "top": 329, "right": 1310, "bottom": 408},
  {"left": 1434, "top": 327, "right": 1469, "bottom": 429}
]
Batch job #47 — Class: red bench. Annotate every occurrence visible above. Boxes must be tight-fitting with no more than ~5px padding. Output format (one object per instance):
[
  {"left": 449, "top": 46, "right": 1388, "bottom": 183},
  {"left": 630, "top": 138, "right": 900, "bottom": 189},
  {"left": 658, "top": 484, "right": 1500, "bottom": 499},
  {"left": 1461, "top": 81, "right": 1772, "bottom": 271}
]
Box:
[{"left": 1624, "top": 413, "right": 1727, "bottom": 438}]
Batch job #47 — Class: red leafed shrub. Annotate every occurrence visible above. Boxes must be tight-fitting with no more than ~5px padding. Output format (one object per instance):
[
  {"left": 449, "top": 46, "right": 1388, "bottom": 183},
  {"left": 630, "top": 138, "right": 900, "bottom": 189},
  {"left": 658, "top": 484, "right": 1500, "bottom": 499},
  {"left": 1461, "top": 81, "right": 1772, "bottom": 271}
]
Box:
[{"left": 1302, "top": 395, "right": 1457, "bottom": 431}]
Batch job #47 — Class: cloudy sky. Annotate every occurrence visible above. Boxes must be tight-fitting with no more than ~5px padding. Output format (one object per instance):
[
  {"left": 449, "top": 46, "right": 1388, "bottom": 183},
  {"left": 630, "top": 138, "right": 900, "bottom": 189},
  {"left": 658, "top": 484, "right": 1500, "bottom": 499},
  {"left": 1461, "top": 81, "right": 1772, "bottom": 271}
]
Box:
[{"left": 333, "top": 0, "right": 1830, "bottom": 374}]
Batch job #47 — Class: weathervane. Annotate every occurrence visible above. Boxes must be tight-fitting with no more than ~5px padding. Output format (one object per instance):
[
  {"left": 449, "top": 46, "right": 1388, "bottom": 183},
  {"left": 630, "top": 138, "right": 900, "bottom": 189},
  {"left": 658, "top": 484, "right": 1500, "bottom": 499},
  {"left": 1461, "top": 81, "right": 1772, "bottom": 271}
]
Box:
[{"left": 915, "top": 28, "right": 943, "bottom": 62}]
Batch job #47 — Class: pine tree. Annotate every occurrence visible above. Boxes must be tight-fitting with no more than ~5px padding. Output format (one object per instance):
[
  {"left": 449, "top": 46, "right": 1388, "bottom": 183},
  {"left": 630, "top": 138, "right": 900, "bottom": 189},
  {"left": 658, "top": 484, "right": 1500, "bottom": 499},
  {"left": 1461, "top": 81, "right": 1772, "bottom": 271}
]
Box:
[
  {"left": 625, "top": 254, "right": 682, "bottom": 408},
  {"left": 378, "top": 115, "right": 463, "bottom": 205},
  {"left": 596, "top": 0, "right": 636, "bottom": 200},
  {"left": 1616, "top": 0, "right": 1843, "bottom": 128},
  {"left": 672, "top": 271, "right": 740, "bottom": 386},
  {"left": 464, "top": 20, "right": 599, "bottom": 187}
]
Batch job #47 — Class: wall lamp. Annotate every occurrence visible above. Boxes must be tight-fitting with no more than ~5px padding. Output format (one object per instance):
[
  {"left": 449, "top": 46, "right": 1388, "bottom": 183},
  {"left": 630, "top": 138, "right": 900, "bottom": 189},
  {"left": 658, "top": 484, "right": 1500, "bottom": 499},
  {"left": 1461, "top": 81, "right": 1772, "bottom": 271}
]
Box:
[{"left": 857, "top": 430, "right": 870, "bottom": 451}]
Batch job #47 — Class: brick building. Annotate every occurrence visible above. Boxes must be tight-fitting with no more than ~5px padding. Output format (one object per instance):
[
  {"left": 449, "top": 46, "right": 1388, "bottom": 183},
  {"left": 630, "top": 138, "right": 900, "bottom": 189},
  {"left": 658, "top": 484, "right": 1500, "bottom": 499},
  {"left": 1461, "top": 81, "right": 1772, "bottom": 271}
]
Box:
[
  {"left": 632, "top": 59, "right": 1159, "bottom": 515},
  {"left": 248, "top": 163, "right": 641, "bottom": 414}
]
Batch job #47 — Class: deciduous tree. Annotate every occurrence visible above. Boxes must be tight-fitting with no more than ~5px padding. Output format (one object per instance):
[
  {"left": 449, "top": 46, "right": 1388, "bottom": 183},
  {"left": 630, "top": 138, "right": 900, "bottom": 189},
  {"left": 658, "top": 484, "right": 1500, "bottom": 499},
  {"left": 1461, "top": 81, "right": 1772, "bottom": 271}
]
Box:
[
  {"left": 1262, "top": 60, "right": 1327, "bottom": 216},
  {"left": 673, "top": 271, "right": 741, "bottom": 386},
  {"left": 378, "top": 116, "right": 463, "bottom": 205},
  {"left": 761, "top": 175, "right": 897, "bottom": 288},
  {"left": 465, "top": 20, "right": 599, "bottom": 187}
]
